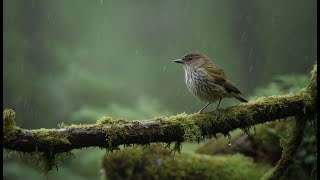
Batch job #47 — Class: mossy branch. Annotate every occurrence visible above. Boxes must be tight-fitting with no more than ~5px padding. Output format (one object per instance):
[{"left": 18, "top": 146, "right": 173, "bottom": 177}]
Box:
[
  {"left": 261, "top": 115, "right": 307, "bottom": 180},
  {"left": 3, "top": 65, "right": 317, "bottom": 156}
]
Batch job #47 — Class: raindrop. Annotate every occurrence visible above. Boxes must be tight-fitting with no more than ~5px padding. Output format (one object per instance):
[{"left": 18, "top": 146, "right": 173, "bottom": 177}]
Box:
[
  {"left": 248, "top": 48, "right": 253, "bottom": 57},
  {"left": 162, "top": 65, "right": 167, "bottom": 72},
  {"left": 135, "top": 50, "right": 139, "bottom": 55},
  {"left": 227, "top": 134, "right": 231, "bottom": 145},
  {"left": 249, "top": 65, "right": 253, "bottom": 72},
  {"left": 100, "top": 0, "right": 103, "bottom": 5},
  {"left": 241, "top": 32, "right": 247, "bottom": 44}
]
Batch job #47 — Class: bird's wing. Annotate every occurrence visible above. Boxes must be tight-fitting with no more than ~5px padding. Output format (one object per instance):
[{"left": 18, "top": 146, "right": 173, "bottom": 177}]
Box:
[
  {"left": 205, "top": 63, "right": 242, "bottom": 94},
  {"left": 224, "top": 79, "right": 242, "bottom": 94}
]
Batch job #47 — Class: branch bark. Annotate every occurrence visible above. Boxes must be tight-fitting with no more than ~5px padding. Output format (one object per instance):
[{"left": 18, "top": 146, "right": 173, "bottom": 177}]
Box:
[{"left": 3, "top": 65, "right": 317, "bottom": 155}]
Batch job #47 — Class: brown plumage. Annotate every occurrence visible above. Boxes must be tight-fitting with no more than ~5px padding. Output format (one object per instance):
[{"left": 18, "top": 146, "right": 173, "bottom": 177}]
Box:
[{"left": 174, "top": 52, "right": 248, "bottom": 113}]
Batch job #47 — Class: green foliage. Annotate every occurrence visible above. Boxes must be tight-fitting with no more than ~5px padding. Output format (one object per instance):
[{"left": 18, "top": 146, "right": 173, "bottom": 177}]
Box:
[
  {"left": 252, "top": 74, "right": 309, "bottom": 97},
  {"left": 102, "top": 145, "right": 271, "bottom": 180},
  {"left": 3, "top": 109, "right": 18, "bottom": 139}
]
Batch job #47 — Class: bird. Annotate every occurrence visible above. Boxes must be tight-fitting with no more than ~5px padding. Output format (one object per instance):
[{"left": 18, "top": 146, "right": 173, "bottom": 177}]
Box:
[{"left": 174, "top": 52, "right": 248, "bottom": 114}]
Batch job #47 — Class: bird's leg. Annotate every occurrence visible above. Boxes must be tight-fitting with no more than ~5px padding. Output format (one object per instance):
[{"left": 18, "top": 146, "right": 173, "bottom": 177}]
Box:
[
  {"left": 198, "top": 102, "right": 211, "bottom": 114},
  {"left": 216, "top": 98, "right": 222, "bottom": 110}
]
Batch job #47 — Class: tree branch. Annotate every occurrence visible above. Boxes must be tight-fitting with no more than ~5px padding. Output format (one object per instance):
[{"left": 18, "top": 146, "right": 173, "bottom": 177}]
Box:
[
  {"left": 3, "top": 65, "right": 317, "bottom": 155},
  {"left": 261, "top": 115, "right": 307, "bottom": 180}
]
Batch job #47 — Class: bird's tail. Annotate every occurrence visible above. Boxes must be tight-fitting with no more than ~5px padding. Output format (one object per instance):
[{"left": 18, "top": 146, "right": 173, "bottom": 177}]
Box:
[{"left": 233, "top": 94, "right": 248, "bottom": 102}]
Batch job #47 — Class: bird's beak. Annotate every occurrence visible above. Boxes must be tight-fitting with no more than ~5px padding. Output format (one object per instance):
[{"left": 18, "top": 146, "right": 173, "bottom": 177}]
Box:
[{"left": 174, "top": 59, "right": 184, "bottom": 64}]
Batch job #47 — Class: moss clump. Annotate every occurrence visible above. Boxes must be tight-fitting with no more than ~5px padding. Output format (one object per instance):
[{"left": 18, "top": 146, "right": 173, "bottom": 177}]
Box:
[
  {"left": 29, "top": 129, "right": 71, "bottom": 173},
  {"left": 57, "top": 122, "right": 68, "bottom": 128},
  {"left": 102, "top": 144, "right": 270, "bottom": 180},
  {"left": 97, "top": 116, "right": 113, "bottom": 125},
  {"left": 15, "top": 151, "right": 75, "bottom": 173},
  {"left": 308, "top": 63, "right": 317, "bottom": 93},
  {"left": 3, "top": 109, "right": 16, "bottom": 128},
  {"left": 182, "top": 119, "right": 202, "bottom": 142},
  {"left": 163, "top": 113, "right": 202, "bottom": 142},
  {"left": 31, "top": 129, "right": 70, "bottom": 146},
  {"left": 3, "top": 109, "right": 17, "bottom": 138}
]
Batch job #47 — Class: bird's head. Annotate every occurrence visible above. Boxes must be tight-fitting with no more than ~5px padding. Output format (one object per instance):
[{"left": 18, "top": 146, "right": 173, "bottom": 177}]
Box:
[{"left": 174, "top": 52, "right": 210, "bottom": 67}]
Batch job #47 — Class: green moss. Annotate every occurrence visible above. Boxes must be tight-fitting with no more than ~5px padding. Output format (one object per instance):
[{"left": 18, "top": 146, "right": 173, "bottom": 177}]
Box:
[
  {"left": 102, "top": 145, "right": 271, "bottom": 180},
  {"left": 4, "top": 63, "right": 317, "bottom": 175},
  {"left": 309, "top": 63, "right": 317, "bottom": 93},
  {"left": 162, "top": 113, "right": 202, "bottom": 142},
  {"left": 106, "top": 125, "right": 124, "bottom": 151},
  {"left": 32, "top": 129, "right": 70, "bottom": 146},
  {"left": 2, "top": 109, "right": 65, "bottom": 173},
  {"left": 3, "top": 109, "right": 17, "bottom": 138},
  {"left": 182, "top": 119, "right": 202, "bottom": 142},
  {"left": 97, "top": 116, "right": 113, "bottom": 125},
  {"left": 3, "top": 109, "right": 16, "bottom": 128},
  {"left": 64, "top": 123, "right": 97, "bottom": 130},
  {"left": 2, "top": 109, "right": 73, "bottom": 173},
  {"left": 21, "top": 128, "right": 72, "bottom": 173},
  {"left": 20, "top": 151, "right": 75, "bottom": 173},
  {"left": 261, "top": 116, "right": 308, "bottom": 180},
  {"left": 57, "top": 122, "right": 68, "bottom": 128}
]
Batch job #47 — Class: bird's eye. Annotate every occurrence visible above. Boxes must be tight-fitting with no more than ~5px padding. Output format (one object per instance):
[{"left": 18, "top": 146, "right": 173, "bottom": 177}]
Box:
[{"left": 188, "top": 57, "right": 192, "bottom": 61}]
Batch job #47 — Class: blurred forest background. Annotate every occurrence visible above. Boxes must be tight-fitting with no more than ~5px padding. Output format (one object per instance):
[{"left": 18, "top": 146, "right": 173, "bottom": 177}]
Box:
[{"left": 3, "top": 0, "right": 317, "bottom": 180}]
